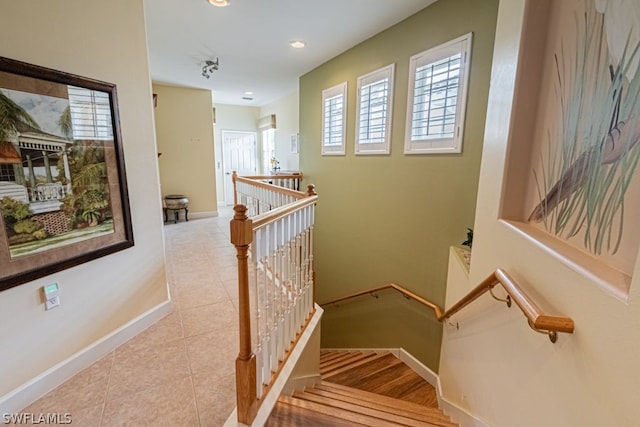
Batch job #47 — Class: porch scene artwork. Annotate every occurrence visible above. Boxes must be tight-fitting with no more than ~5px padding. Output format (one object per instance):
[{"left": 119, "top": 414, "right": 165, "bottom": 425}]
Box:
[
  {"left": 0, "top": 56, "right": 132, "bottom": 291},
  {"left": 0, "top": 88, "right": 114, "bottom": 258},
  {"left": 526, "top": 0, "right": 640, "bottom": 277}
]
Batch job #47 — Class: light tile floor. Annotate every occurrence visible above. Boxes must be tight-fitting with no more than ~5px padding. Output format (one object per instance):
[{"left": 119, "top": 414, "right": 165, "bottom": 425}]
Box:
[{"left": 22, "top": 207, "right": 240, "bottom": 426}]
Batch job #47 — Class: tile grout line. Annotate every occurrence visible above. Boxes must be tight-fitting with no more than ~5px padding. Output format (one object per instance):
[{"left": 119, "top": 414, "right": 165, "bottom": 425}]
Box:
[{"left": 97, "top": 351, "right": 116, "bottom": 427}]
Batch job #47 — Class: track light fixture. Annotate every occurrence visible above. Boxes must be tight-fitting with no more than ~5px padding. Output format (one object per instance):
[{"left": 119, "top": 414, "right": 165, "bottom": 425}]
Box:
[{"left": 202, "top": 58, "right": 220, "bottom": 79}]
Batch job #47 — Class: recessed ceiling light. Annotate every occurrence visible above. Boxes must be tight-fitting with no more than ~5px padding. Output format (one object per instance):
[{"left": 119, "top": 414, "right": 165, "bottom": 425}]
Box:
[
  {"left": 207, "top": 0, "right": 229, "bottom": 7},
  {"left": 244, "top": 91, "right": 254, "bottom": 95},
  {"left": 290, "top": 41, "right": 306, "bottom": 49}
]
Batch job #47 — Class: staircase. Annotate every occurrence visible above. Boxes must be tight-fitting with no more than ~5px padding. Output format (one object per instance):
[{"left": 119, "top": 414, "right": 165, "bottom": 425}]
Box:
[{"left": 266, "top": 350, "right": 457, "bottom": 426}]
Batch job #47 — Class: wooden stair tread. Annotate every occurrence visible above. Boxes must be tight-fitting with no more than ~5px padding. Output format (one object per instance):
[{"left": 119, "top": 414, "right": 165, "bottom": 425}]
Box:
[
  {"left": 321, "top": 352, "right": 391, "bottom": 378},
  {"left": 369, "top": 366, "right": 434, "bottom": 402},
  {"left": 320, "top": 351, "right": 379, "bottom": 372},
  {"left": 278, "top": 395, "right": 442, "bottom": 427},
  {"left": 317, "top": 381, "right": 455, "bottom": 426},
  {"left": 267, "top": 351, "right": 457, "bottom": 426},
  {"left": 322, "top": 353, "right": 401, "bottom": 381},
  {"left": 266, "top": 399, "right": 368, "bottom": 427},
  {"left": 304, "top": 386, "right": 455, "bottom": 426}
]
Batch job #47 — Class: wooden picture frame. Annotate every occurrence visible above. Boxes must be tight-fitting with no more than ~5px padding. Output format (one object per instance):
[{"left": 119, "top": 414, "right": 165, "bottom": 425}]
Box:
[{"left": 0, "top": 56, "right": 133, "bottom": 291}]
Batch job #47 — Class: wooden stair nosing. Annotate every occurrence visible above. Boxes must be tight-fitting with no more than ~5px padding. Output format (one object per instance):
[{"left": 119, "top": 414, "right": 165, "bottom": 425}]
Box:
[
  {"left": 318, "top": 381, "right": 456, "bottom": 426},
  {"left": 319, "top": 351, "right": 362, "bottom": 367},
  {"left": 320, "top": 351, "right": 353, "bottom": 364},
  {"left": 267, "top": 400, "right": 369, "bottom": 427},
  {"left": 322, "top": 353, "right": 402, "bottom": 382},
  {"left": 278, "top": 395, "right": 441, "bottom": 427},
  {"left": 320, "top": 352, "right": 391, "bottom": 378},
  {"left": 291, "top": 390, "right": 439, "bottom": 427},
  {"left": 302, "top": 387, "right": 455, "bottom": 426},
  {"left": 319, "top": 351, "right": 378, "bottom": 372}
]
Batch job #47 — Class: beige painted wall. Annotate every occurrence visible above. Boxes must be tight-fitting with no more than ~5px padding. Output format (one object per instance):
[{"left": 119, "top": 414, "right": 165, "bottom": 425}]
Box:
[
  {"left": 153, "top": 84, "right": 217, "bottom": 217},
  {"left": 0, "top": 0, "right": 167, "bottom": 397},
  {"left": 299, "top": 0, "right": 498, "bottom": 371},
  {"left": 212, "top": 104, "right": 260, "bottom": 205},
  {"left": 439, "top": 0, "right": 640, "bottom": 425},
  {"left": 260, "top": 91, "right": 300, "bottom": 172}
]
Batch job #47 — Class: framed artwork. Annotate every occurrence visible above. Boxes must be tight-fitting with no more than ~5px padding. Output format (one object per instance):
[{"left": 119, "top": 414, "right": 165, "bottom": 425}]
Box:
[
  {"left": 0, "top": 56, "right": 133, "bottom": 291},
  {"left": 290, "top": 134, "right": 299, "bottom": 154}
]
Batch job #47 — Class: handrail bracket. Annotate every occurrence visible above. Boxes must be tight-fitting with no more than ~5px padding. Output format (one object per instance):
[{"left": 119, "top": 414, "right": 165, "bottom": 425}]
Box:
[
  {"left": 489, "top": 286, "right": 512, "bottom": 308},
  {"left": 527, "top": 319, "right": 558, "bottom": 343}
]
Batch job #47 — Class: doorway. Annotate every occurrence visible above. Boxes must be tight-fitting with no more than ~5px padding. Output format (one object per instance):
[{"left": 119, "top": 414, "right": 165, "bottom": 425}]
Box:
[{"left": 221, "top": 130, "right": 257, "bottom": 205}]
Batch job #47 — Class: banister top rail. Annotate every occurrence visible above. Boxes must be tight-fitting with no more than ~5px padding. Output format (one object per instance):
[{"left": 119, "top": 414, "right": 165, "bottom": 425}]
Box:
[
  {"left": 319, "top": 269, "right": 574, "bottom": 343},
  {"left": 319, "top": 283, "right": 444, "bottom": 319},
  {"left": 252, "top": 195, "right": 318, "bottom": 230},
  {"left": 233, "top": 174, "right": 307, "bottom": 199},
  {"left": 241, "top": 173, "right": 303, "bottom": 181}
]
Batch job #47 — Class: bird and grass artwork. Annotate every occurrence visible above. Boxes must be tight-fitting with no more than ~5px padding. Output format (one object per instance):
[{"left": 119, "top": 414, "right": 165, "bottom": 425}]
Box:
[{"left": 529, "top": 0, "right": 640, "bottom": 262}]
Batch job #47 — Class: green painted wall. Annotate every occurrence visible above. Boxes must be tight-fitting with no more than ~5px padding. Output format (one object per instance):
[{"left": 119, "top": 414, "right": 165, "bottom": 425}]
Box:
[{"left": 300, "top": 0, "right": 498, "bottom": 371}]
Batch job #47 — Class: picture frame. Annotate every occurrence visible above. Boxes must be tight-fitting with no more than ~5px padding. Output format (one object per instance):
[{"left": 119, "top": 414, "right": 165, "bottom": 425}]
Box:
[
  {"left": 0, "top": 56, "right": 133, "bottom": 292},
  {"left": 290, "top": 133, "right": 299, "bottom": 154}
]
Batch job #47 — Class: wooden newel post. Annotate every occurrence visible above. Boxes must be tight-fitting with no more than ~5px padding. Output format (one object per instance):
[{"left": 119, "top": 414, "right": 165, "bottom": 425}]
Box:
[
  {"left": 230, "top": 205, "right": 257, "bottom": 424},
  {"left": 306, "top": 183, "right": 317, "bottom": 197},
  {"left": 232, "top": 171, "right": 238, "bottom": 206}
]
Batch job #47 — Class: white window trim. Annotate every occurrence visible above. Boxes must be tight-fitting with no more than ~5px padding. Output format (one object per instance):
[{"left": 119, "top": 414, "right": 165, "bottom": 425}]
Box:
[
  {"left": 355, "top": 63, "right": 394, "bottom": 155},
  {"left": 404, "top": 33, "right": 472, "bottom": 154},
  {"left": 321, "top": 81, "right": 347, "bottom": 156}
]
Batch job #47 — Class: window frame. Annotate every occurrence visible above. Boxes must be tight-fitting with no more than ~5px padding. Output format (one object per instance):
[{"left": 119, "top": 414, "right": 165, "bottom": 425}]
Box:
[
  {"left": 404, "top": 33, "right": 472, "bottom": 155},
  {"left": 321, "top": 81, "right": 347, "bottom": 156},
  {"left": 355, "top": 63, "right": 395, "bottom": 155}
]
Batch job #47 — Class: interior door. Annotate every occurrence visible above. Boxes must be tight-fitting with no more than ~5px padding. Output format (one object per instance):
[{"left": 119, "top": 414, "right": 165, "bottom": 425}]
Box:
[{"left": 222, "top": 130, "right": 257, "bottom": 205}]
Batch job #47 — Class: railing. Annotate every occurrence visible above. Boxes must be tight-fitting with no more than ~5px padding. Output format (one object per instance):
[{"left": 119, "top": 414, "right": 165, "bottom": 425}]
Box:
[
  {"left": 230, "top": 174, "right": 318, "bottom": 425},
  {"left": 29, "top": 182, "right": 68, "bottom": 202},
  {"left": 320, "top": 269, "right": 574, "bottom": 343},
  {"left": 232, "top": 172, "right": 308, "bottom": 216},
  {"left": 240, "top": 172, "right": 303, "bottom": 191}
]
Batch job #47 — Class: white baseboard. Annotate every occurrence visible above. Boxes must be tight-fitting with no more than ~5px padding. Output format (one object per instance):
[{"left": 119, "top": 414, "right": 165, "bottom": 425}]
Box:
[
  {"left": 397, "top": 348, "right": 439, "bottom": 387},
  {"left": 0, "top": 299, "right": 173, "bottom": 414},
  {"left": 436, "top": 387, "right": 490, "bottom": 427},
  {"left": 189, "top": 211, "right": 218, "bottom": 219}
]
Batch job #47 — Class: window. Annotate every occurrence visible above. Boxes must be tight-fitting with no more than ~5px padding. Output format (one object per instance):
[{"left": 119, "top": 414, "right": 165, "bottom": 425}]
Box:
[
  {"left": 67, "top": 86, "right": 114, "bottom": 141},
  {"left": 262, "top": 128, "right": 275, "bottom": 173},
  {"left": 0, "top": 164, "right": 16, "bottom": 182},
  {"left": 355, "top": 64, "right": 394, "bottom": 155},
  {"left": 321, "top": 82, "right": 347, "bottom": 155},
  {"left": 404, "top": 33, "right": 472, "bottom": 154}
]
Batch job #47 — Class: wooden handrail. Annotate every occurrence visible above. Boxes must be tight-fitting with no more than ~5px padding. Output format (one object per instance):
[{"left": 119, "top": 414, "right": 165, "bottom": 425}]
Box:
[
  {"left": 440, "top": 269, "right": 575, "bottom": 335},
  {"left": 241, "top": 173, "right": 303, "bottom": 181},
  {"left": 319, "top": 269, "right": 575, "bottom": 343},
  {"left": 320, "top": 283, "right": 444, "bottom": 319},
  {"left": 252, "top": 195, "right": 318, "bottom": 230},
  {"left": 233, "top": 173, "right": 307, "bottom": 199}
]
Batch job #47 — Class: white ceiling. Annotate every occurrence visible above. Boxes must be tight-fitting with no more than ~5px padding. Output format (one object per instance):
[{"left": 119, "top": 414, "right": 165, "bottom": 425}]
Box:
[{"left": 144, "top": 0, "right": 436, "bottom": 107}]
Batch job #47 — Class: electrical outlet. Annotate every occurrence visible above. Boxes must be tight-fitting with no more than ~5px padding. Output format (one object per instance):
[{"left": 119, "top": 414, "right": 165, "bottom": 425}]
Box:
[{"left": 45, "top": 295, "right": 60, "bottom": 310}]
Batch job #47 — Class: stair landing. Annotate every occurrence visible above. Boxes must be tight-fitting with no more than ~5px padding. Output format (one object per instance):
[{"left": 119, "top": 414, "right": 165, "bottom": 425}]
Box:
[{"left": 266, "top": 350, "right": 455, "bottom": 426}]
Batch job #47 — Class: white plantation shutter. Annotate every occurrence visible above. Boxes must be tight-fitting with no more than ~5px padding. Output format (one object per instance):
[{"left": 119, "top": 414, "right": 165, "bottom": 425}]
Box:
[
  {"left": 321, "top": 82, "right": 347, "bottom": 155},
  {"left": 405, "top": 33, "right": 472, "bottom": 154},
  {"left": 67, "top": 86, "right": 113, "bottom": 141},
  {"left": 355, "top": 64, "right": 394, "bottom": 155}
]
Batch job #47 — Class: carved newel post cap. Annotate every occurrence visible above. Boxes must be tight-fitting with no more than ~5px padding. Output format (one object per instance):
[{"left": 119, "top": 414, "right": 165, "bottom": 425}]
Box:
[{"left": 233, "top": 204, "right": 248, "bottom": 220}]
